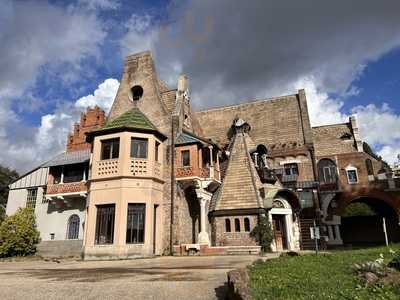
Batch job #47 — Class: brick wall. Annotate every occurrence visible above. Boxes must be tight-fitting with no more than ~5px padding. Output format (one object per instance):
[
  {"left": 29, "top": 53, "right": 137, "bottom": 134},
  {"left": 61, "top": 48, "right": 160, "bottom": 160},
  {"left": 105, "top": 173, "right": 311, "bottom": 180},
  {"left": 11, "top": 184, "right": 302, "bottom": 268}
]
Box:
[
  {"left": 213, "top": 215, "right": 258, "bottom": 246},
  {"left": 313, "top": 123, "right": 357, "bottom": 157},
  {"left": 195, "top": 94, "right": 305, "bottom": 147},
  {"left": 67, "top": 106, "right": 105, "bottom": 152}
]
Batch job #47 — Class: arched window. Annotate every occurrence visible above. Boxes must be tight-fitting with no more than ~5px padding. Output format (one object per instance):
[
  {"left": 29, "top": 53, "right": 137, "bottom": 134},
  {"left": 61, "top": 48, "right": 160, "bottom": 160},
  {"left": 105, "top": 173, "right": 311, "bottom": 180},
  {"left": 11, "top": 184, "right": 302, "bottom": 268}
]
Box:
[
  {"left": 225, "top": 219, "right": 231, "bottom": 232},
  {"left": 67, "top": 215, "right": 80, "bottom": 240},
  {"left": 365, "top": 159, "right": 374, "bottom": 176},
  {"left": 234, "top": 218, "right": 241, "bottom": 232},
  {"left": 318, "top": 159, "right": 337, "bottom": 183},
  {"left": 244, "top": 218, "right": 250, "bottom": 232}
]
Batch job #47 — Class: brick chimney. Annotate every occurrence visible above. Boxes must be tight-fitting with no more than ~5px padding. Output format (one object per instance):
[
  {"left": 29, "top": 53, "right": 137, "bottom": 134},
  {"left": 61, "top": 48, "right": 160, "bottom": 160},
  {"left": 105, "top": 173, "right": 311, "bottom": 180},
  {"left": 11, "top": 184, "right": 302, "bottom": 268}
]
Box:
[{"left": 66, "top": 106, "right": 105, "bottom": 152}]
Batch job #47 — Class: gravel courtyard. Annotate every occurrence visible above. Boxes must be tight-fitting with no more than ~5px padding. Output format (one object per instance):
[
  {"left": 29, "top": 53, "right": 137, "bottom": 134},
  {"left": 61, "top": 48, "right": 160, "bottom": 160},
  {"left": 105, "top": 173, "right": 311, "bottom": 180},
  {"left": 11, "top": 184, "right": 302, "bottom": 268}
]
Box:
[{"left": 0, "top": 255, "right": 262, "bottom": 300}]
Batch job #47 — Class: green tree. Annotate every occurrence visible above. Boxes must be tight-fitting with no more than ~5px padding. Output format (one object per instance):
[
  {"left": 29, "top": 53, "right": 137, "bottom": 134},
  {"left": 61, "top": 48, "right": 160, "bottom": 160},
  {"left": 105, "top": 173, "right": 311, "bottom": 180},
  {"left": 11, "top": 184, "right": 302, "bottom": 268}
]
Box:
[
  {"left": 0, "top": 165, "right": 19, "bottom": 208},
  {"left": 0, "top": 207, "right": 40, "bottom": 257},
  {"left": 0, "top": 205, "right": 5, "bottom": 224},
  {"left": 250, "top": 214, "right": 274, "bottom": 252},
  {"left": 343, "top": 202, "right": 376, "bottom": 217}
]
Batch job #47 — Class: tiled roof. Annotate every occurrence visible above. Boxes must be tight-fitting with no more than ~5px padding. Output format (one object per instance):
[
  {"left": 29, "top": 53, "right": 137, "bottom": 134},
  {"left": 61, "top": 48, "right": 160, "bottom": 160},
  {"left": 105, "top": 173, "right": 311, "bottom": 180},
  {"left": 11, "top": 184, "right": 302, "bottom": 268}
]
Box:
[
  {"left": 43, "top": 149, "right": 91, "bottom": 167},
  {"left": 102, "top": 108, "right": 157, "bottom": 131},
  {"left": 175, "top": 132, "right": 203, "bottom": 145},
  {"left": 211, "top": 131, "right": 263, "bottom": 211}
]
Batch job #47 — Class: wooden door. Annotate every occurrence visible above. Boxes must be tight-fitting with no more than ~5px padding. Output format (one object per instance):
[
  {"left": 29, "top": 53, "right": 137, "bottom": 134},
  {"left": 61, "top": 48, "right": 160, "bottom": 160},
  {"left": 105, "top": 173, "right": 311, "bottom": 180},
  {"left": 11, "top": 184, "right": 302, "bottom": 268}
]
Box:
[{"left": 273, "top": 215, "right": 287, "bottom": 251}]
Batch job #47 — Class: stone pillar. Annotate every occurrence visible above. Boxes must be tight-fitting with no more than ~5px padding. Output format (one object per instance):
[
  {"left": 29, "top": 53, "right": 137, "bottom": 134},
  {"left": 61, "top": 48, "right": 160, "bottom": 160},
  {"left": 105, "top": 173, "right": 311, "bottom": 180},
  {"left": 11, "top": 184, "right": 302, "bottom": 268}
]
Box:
[
  {"left": 216, "top": 151, "right": 221, "bottom": 181},
  {"left": 197, "top": 189, "right": 212, "bottom": 245},
  {"left": 334, "top": 225, "right": 343, "bottom": 244},
  {"left": 327, "top": 225, "right": 334, "bottom": 241},
  {"left": 60, "top": 166, "right": 64, "bottom": 184},
  {"left": 208, "top": 145, "right": 214, "bottom": 179},
  {"left": 208, "top": 145, "right": 214, "bottom": 167},
  {"left": 253, "top": 152, "right": 258, "bottom": 167}
]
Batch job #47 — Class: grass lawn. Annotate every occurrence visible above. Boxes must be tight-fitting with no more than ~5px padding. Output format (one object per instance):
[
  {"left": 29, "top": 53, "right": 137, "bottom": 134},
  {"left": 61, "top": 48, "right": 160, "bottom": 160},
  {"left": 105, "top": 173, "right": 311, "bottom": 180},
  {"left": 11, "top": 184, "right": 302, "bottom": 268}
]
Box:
[{"left": 249, "top": 244, "right": 400, "bottom": 300}]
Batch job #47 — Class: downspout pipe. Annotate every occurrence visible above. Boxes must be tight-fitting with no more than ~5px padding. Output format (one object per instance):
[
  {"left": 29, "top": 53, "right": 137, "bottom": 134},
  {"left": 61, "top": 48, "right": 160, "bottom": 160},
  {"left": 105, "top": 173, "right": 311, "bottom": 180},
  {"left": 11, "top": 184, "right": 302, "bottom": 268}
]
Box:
[{"left": 170, "top": 117, "right": 176, "bottom": 255}]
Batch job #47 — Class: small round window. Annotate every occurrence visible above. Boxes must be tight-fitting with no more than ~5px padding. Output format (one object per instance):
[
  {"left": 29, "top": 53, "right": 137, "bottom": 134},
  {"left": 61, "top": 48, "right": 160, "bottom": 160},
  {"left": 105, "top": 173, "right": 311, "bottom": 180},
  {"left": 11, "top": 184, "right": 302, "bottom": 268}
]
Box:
[{"left": 130, "top": 85, "right": 143, "bottom": 101}]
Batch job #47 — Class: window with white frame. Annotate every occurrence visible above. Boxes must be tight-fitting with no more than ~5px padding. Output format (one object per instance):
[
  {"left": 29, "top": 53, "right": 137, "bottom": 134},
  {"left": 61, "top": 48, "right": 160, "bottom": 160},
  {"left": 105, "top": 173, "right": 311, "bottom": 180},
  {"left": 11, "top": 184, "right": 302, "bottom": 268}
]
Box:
[
  {"left": 346, "top": 166, "right": 358, "bottom": 184},
  {"left": 26, "top": 188, "right": 38, "bottom": 209}
]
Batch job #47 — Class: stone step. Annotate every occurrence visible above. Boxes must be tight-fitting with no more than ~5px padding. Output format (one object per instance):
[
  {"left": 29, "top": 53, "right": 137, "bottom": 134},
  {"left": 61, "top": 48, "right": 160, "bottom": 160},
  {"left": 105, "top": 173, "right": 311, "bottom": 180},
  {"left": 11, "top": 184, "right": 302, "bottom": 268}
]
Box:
[{"left": 37, "top": 240, "right": 83, "bottom": 258}]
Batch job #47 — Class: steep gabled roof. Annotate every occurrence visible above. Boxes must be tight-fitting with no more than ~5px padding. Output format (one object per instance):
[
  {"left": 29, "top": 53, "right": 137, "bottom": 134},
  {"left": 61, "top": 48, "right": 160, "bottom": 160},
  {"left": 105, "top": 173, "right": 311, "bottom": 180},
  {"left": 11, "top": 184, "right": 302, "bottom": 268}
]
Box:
[
  {"left": 175, "top": 132, "right": 202, "bottom": 146},
  {"left": 175, "top": 130, "right": 219, "bottom": 148},
  {"left": 211, "top": 130, "right": 263, "bottom": 212},
  {"left": 87, "top": 108, "right": 167, "bottom": 141},
  {"left": 103, "top": 108, "right": 158, "bottom": 131}
]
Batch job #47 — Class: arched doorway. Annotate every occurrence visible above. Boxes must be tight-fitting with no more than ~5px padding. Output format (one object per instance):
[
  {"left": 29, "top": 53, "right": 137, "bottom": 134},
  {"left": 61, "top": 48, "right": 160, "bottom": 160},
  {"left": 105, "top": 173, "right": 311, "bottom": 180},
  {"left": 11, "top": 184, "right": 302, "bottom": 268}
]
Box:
[
  {"left": 67, "top": 214, "right": 80, "bottom": 240},
  {"left": 340, "top": 197, "right": 400, "bottom": 246},
  {"left": 269, "top": 195, "right": 301, "bottom": 251}
]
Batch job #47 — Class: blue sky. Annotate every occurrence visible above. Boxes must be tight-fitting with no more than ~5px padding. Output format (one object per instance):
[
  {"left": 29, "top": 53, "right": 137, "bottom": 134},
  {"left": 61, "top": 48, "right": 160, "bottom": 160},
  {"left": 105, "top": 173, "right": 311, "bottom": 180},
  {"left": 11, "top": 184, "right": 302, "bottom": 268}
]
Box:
[{"left": 1, "top": 0, "right": 400, "bottom": 172}]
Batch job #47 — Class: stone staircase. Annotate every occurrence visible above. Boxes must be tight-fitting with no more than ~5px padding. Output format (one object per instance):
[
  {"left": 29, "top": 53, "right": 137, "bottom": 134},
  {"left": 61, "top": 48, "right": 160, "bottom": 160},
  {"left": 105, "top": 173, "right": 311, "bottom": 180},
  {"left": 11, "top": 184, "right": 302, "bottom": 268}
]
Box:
[
  {"left": 37, "top": 240, "right": 83, "bottom": 258},
  {"left": 225, "top": 246, "right": 261, "bottom": 255}
]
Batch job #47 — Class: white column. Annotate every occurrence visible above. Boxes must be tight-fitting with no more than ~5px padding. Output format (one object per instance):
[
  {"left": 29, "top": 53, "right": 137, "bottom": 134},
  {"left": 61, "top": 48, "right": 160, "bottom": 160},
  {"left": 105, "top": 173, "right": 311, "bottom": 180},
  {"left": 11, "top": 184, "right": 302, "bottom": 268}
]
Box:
[
  {"left": 334, "top": 225, "right": 343, "bottom": 244},
  {"left": 253, "top": 152, "right": 258, "bottom": 167},
  {"left": 327, "top": 225, "right": 334, "bottom": 242},
  {"left": 208, "top": 145, "right": 214, "bottom": 179},
  {"left": 208, "top": 145, "right": 214, "bottom": 167},
  {"left": 216, "top": 151, "right": 221, "bottom": 181},
  {"left": 198, "top": 198, "right": 210, "bottom": 245},
  {"left": 60, "top": 166, "right": 64, "bottom": 184}
]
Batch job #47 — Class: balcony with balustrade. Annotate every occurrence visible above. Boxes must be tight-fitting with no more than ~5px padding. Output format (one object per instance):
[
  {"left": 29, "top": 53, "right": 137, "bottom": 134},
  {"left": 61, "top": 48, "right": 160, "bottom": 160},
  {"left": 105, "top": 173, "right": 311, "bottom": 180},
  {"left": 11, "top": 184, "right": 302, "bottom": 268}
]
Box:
[{"left": 175, "top": 132, "right": 221, "bottom": 183}]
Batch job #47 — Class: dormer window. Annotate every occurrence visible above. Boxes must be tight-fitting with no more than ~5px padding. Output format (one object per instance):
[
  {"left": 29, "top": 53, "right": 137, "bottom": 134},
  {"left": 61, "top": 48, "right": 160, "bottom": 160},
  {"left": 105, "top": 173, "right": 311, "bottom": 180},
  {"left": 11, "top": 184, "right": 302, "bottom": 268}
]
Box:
[{"left": 131, "top": 138, "right": 148, "bottom": 159}]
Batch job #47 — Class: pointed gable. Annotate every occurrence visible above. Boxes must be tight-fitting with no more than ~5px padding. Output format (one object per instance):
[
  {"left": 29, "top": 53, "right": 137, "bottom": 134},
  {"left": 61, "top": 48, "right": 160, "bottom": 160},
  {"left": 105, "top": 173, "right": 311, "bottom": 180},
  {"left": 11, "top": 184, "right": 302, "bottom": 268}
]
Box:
[
  {"left": 212, "top": 120, "right": 263, "bottom": 211},
  {"left": 103, "top": 108, "right": 157, "bottom": 131},
  {"left": 87, "top": 108, "right": 167, "bottom": 141},
  {"left": 107, "top": 51, "right": 171, "bottom": 136}
]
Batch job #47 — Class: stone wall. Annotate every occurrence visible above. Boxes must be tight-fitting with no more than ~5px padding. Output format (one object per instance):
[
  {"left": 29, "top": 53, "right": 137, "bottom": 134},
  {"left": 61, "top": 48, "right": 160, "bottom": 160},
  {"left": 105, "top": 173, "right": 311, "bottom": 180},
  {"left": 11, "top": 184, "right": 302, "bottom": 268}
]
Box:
[
  {"left": 213, "top": 215, "right": 258, "bottom": 246},
  {"left": 313, "top": 123, "right": 357, "bottom": 157},
  {"left": 195, "top": 94, "right": 306, "bottom": 147}
]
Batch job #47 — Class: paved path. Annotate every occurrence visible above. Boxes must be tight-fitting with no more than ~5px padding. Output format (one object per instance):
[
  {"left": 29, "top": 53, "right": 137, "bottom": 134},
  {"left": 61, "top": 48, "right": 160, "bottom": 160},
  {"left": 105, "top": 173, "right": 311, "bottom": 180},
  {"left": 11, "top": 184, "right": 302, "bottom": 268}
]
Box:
[{"left": 0, "top": 255, "right": 262, "bottom": 300}]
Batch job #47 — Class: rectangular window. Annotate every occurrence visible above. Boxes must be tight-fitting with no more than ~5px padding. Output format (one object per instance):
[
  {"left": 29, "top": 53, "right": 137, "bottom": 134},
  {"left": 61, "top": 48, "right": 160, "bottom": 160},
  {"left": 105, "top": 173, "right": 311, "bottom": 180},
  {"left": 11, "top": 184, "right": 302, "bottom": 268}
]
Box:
[
  {"left": 181, "top": 150, "right": 190, "bottom": 167},
  {"left": 101, "top": 138, "right": 119, "bottom": 160},
  {"left": 347, "top": 170, "right": 358, "bottom": 184},
  {"left": 95, "top": 204, "right": 115, "bottom": 244},
  {"left": 155, "top": 141, "right": 160, "bottom": 162},
  {"left": 131, "top": 138, "right": 148, "bottom": 159},
  {"left": 126, "top": 204, "right": 145, "bottom": 244},
  {"left": 284, "top": 163, "right": 299, "bottom": 176},
  {"left": 26, "top": 188, "right": 38, "bottom": 209},
  {"left": 323, "top": 166, "right": 336, "bottom": 183}
]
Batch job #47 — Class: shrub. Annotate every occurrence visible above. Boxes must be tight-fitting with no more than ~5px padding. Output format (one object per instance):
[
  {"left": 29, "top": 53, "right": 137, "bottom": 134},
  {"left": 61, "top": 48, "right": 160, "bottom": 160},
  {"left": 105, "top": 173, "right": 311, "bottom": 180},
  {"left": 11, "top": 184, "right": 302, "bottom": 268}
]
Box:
[
  {"left": 0, "top": 207, "right": 40, "bottom": 257},
  {"left": 0, "top": 205, "right": 5, "bottom": 224},
  {"left": 250, "top": 214, "right": 273, "bottom": 252}
]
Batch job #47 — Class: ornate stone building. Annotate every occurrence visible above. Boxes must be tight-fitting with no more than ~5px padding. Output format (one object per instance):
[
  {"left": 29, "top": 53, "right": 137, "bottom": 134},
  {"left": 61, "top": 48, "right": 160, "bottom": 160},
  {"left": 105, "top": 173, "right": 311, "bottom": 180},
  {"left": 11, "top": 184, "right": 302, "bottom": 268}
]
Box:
[{"left": 6, "top": 51, "right": 400, "bottom": 258}]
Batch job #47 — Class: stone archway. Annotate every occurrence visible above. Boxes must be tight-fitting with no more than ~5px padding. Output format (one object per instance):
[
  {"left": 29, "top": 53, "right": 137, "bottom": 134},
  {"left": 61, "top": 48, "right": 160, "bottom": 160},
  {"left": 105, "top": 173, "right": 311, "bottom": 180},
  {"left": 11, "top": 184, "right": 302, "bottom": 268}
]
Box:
[{"left": 335, "top": 194, "right": 400, "bottom": 246}]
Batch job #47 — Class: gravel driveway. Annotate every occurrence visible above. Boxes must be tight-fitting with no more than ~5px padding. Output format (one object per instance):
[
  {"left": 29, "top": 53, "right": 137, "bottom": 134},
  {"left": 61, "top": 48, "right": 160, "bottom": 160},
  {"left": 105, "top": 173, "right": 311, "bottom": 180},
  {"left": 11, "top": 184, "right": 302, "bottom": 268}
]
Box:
[{"left": 0, "top": 255, "right": 261, "bottom": 300}]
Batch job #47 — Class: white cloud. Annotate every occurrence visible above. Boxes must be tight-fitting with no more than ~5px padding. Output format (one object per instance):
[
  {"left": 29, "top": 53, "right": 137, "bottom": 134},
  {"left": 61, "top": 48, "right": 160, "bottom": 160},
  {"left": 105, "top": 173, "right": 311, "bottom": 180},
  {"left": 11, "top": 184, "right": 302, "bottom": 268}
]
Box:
[
  {"left": 120, "top": 14, "right": 159, "bottom": 58},
  {"left": 0, "top": 79, "right": 119, "bottom": 173},
  {"left": 78, "top": 0, "right": 121, "bottom": 10},
  {"left": 75, "top": 78, "right": 120, "bottom": 112}
]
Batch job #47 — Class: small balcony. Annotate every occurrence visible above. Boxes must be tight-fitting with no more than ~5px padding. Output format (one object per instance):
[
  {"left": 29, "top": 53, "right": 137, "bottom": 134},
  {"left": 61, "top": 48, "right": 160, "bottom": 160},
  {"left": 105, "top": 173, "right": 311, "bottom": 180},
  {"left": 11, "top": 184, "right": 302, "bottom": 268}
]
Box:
[
  {"left": 46, "top": 181, "right": 87, "bottom": 202},
  {"left": 175, "top": 165, "right": 220, "bottom": 181}
]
